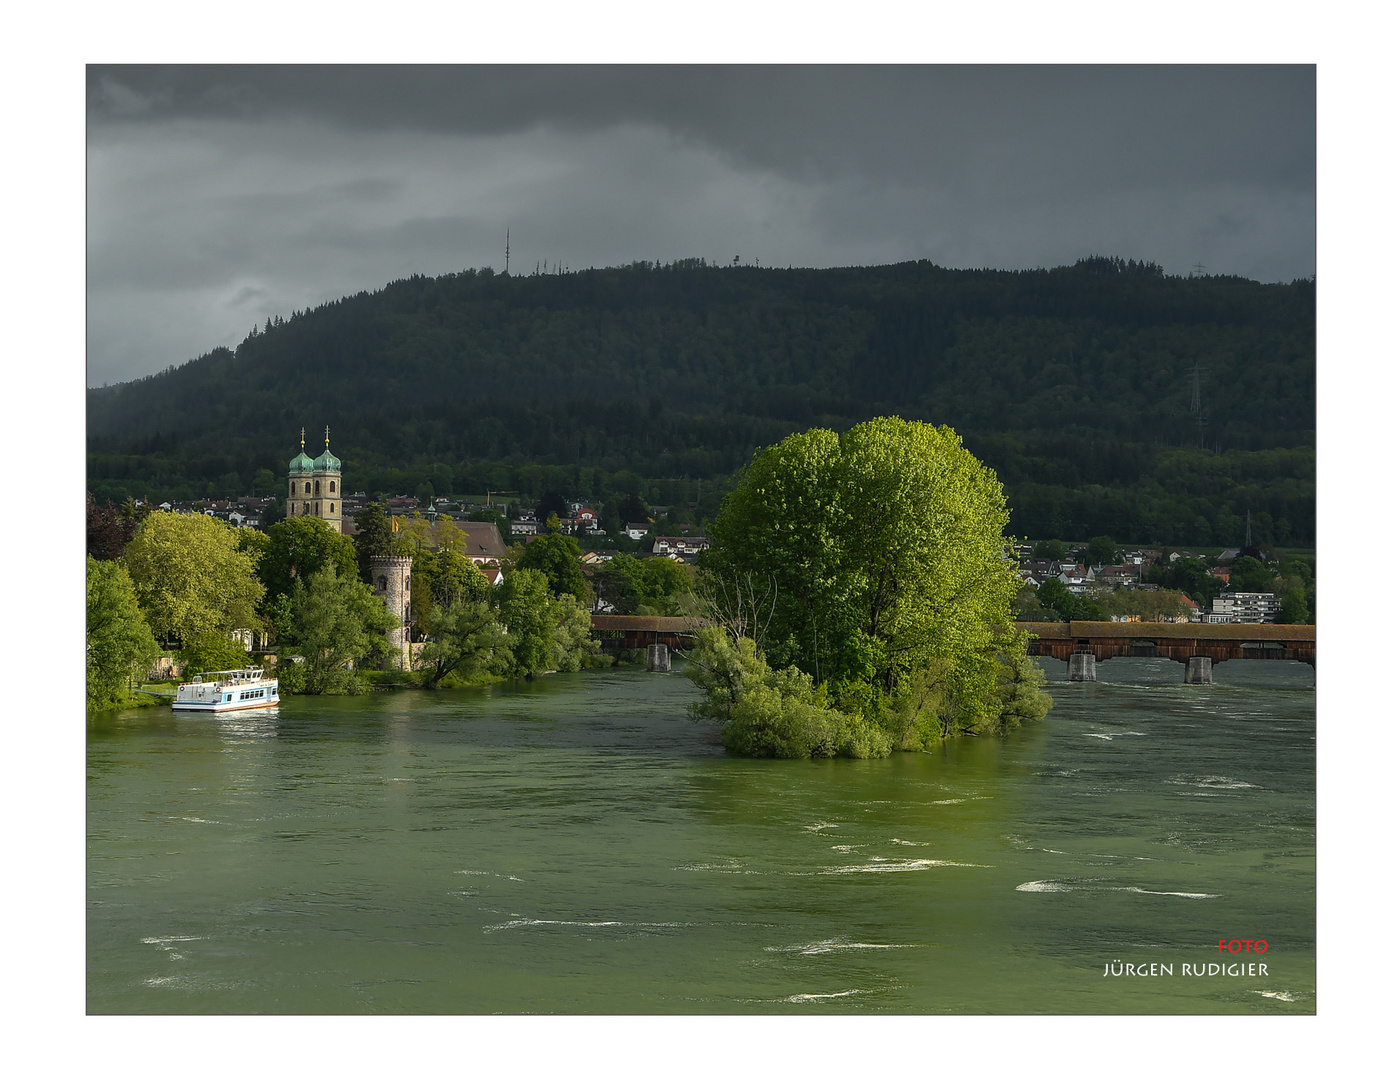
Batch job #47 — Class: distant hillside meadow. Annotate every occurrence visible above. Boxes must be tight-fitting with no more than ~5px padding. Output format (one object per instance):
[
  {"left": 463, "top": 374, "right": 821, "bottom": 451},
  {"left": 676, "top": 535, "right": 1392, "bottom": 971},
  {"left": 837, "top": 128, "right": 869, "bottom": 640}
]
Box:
[{"left": 87, "top": 257, "right": 1314, "bottom": 546}]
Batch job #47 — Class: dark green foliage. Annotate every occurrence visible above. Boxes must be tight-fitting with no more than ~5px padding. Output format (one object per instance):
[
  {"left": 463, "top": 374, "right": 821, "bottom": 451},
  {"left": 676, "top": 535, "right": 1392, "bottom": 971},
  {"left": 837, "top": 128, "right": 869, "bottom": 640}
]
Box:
[
  {"left": 1228, "top": 555, "right": 1273, "bottom": 593},
  {"left": 1277, "top": 589, "right": 1310, "bottom": 624},
  {"left": 515, "top": 534, "right": 590, "bottom": 603},
  {"left": 258, "top": 517, "right": 358, "bottom": 610},
  {"left": 1032, "top": 539, "right": 1068, "bottom": 560},
  {"left": 1034, "top": 579, "right": 1104, "bottom": 622},
  {"left": 353, "top": 502, "right": 394, "bottom": 582},
  {"left": 85, "top": 260, "right": 1314, "bottom": 545},
  {"left": 1085, "top": 536, "right": 1121, "bottom": 567}
]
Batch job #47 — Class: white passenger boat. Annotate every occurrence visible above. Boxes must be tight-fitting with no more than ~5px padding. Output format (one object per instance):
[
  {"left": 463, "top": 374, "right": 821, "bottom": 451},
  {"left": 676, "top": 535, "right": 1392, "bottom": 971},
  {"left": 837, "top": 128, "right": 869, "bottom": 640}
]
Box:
[{"left": 172, "top": 668, "right": 280, "bottom": 712}]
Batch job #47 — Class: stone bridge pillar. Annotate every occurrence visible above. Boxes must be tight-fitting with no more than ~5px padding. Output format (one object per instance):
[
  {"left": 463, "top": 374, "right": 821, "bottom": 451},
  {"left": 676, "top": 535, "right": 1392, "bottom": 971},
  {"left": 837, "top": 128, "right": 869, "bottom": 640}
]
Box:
[
  {"left": 1068, "top": 653, "right": 1097, "bottom": 682},
  {"left": 647, "top": 643, "right": 671, "bottom": 672},
  {"left": 1184, "top": 657, "right": 1213, "bottom": 684}
]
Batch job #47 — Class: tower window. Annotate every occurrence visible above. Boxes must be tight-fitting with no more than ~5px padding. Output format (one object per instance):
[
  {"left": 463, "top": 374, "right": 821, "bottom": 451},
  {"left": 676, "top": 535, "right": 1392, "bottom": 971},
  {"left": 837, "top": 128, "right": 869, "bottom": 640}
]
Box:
[
  {"left": 329, "top": 481, "right": 336, "bottom": 493},
  {"left": 330, "top": 503, "right": 335, "bottom": 514},
  {"left": 304, "top": 482, "right": 311, "bottom": 494},
  {"left": 377, "top": 577, "right": 387, "bottom": 591},
  {"left": 315, "top": 480, "right": 321, "bottom": 495},
  {"left": 303, "top": 502, "right": 310, "bottom": 514}
]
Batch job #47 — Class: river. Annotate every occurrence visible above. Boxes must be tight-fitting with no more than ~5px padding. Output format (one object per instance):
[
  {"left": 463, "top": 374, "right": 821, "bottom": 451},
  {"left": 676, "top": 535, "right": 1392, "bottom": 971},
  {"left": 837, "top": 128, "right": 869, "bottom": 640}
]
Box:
[{"left": 87, "top": 658, "right": 1315, "bottom": 1013}]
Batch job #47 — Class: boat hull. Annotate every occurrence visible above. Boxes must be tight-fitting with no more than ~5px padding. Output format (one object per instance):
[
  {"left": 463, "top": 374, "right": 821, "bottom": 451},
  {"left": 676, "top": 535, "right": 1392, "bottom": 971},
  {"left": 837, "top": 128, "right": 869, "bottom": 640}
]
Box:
[{"left": 172, "top": 698, "right": 280, "bottom": 713}]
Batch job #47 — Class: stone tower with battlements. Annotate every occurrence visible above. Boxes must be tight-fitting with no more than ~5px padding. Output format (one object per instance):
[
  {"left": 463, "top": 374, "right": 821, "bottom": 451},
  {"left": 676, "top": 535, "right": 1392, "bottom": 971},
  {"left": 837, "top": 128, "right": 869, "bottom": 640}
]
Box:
[
  {"left": 371, "top": 555, "right": 413, "bottom": 669},
  {"left": 286, "top": 427, "right": 344, "bottom": 533}
]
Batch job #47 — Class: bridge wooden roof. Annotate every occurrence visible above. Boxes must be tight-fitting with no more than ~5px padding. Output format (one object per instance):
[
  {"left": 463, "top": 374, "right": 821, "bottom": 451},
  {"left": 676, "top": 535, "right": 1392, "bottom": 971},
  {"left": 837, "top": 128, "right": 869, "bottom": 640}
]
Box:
[
  {"left": 590, "top": 615, "right": 707, "bottom": 633},
  {"left": 1020, "top": 621, "right": 1315, "bottom": 642}
]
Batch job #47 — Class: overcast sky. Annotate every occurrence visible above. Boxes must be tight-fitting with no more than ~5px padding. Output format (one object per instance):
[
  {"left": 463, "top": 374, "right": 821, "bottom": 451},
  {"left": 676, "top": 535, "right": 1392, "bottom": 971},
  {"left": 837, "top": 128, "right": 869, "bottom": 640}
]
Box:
[{"left": 86, "top": 65, "right": 1315, "bottom": 387}]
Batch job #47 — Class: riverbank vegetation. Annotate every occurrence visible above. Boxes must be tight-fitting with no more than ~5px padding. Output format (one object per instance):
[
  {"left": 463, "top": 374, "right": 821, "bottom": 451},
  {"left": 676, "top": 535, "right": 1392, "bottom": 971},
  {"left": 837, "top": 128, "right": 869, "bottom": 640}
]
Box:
[
  {"left": 685, "top": 417, "right": 1052, "bottom": 758},
  {"left": 85, "top": 504, "right": 610, "bottom": 712}
]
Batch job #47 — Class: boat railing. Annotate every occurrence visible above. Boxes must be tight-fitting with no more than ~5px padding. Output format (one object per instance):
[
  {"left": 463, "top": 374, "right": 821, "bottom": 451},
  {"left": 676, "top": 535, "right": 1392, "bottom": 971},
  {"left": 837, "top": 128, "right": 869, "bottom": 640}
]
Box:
[{"left": 184, "top": 668, "right": 267, "bottom": 685}]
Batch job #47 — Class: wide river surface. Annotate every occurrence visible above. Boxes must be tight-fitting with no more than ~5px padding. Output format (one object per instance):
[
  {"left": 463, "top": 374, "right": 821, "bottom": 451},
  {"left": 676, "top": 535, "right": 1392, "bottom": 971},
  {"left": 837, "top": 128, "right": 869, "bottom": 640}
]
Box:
[{"left": 87, "top": 658, "right": 1314, "bottom": 1014}]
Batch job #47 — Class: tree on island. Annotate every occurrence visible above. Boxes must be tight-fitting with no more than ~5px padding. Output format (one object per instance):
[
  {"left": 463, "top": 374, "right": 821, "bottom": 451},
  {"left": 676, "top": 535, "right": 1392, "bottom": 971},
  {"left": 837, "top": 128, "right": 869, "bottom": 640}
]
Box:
[{"left": 692, "top": 416, "right": 1049, "bottom": 757}]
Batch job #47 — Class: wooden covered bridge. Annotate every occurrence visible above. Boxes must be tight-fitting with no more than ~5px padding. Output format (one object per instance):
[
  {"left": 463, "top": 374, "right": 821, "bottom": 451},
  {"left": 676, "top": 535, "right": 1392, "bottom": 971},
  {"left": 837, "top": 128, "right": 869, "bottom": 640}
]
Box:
[{"left": 590, "top": 615, "right": 1316, "bottom": 683}]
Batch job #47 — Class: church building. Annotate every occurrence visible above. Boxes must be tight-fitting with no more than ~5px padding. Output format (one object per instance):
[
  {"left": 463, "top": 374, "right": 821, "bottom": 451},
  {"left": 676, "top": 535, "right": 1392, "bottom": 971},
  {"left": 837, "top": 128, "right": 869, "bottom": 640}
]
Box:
[{"left": 286, "top": 427, "right": 344, "bottom": 533}]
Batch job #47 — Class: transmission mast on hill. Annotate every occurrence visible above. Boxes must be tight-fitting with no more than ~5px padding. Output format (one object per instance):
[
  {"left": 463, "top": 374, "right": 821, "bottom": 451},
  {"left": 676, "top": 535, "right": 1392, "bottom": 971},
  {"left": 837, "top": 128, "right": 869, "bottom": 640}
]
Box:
[
  {"left": 505, "top": 229, "right": 510, "bottom": 275},
  {"left": 1189, "top": 363, "right": 1208, "bottom": 449}
]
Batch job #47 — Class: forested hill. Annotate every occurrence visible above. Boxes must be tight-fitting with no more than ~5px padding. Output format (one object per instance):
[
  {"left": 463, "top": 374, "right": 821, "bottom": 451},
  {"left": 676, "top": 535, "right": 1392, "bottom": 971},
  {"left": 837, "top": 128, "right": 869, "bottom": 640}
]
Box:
[{"left": 87, "top": 256, "right": 1316, "bottom": 546}]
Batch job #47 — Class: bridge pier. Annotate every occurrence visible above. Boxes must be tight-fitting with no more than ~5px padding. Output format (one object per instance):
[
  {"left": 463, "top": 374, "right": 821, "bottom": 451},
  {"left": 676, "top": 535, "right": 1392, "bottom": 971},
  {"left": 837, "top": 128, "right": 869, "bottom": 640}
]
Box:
[
  {"left": 1068, "top": 653, "right": 1097, "bottom": 682},
  {"left": 646, "top": 643, "right": 671, "bottom": 673},
  {"left": 1184, "top": 657, "right": 1213, "bottom": 684}
]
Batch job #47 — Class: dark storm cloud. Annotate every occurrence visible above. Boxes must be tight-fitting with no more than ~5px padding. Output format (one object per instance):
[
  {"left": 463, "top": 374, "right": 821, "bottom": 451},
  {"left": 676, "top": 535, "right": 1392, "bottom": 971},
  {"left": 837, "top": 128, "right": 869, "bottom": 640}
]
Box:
[
  {"left": 89, "top": 65, "right": 1314, "bottom": 187},
  {"left": 86, "top": 65, "right": 1314, "bottom": 387}
]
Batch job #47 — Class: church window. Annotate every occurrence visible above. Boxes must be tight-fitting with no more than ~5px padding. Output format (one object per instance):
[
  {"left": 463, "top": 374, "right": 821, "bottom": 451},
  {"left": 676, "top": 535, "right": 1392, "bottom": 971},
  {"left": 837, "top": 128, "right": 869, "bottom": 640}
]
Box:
[
  {"left": 303, "top": 502, "right": 310, "bottom": 514},
  {"left": 304, "top": 482, "right": 311, "bottom": 494},
  {"left": 330, "top": 503, "right": 335, "bottom": 514},
  {"left": 329, "top": 481, "right": 336, "bottom": 493},
  {"left": 315, "top": 481, "right": 321, "bottom": 495}
]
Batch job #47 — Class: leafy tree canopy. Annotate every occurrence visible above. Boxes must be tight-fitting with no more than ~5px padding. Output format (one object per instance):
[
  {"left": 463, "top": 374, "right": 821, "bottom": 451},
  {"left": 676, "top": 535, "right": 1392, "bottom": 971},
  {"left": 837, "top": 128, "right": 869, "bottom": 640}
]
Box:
[
  {"left": 87, "top": 556, "right": 159, "bottom": 710},
  {"left": 703, "top": 416, "right": 1027, "bottom": 732},
  {"left": 515, "top": 534, "right": 590, "bottom": 604},
  {"left": 259, "top": 516, "right": 357, "bottom": 610},
  {"left": 275, "top": 564, "right": 397, "bottom": 694},
  {"left": 123, "top": 512, "right": 264, "bottom": 645}
]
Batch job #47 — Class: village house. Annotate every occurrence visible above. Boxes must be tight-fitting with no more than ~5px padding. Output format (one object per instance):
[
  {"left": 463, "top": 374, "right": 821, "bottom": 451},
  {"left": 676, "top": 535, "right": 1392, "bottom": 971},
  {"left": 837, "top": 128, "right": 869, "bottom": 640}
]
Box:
[{"left": 652, "top": 536, "right": 710, "bottom": 562}]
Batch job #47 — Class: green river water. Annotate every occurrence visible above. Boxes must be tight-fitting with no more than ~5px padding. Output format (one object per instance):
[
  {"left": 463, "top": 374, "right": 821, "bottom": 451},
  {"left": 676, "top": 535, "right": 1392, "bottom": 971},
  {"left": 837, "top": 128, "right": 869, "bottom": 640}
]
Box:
[{"left": 87, "top": 658, "right": 1315, "bottom": 1014}]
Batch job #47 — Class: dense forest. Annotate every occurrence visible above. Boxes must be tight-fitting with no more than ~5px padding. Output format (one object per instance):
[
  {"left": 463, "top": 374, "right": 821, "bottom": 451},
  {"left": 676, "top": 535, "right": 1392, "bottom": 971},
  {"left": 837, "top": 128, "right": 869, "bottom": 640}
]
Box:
[{"left": 87, "top": 256, "right": 1315, "bottom": 545}]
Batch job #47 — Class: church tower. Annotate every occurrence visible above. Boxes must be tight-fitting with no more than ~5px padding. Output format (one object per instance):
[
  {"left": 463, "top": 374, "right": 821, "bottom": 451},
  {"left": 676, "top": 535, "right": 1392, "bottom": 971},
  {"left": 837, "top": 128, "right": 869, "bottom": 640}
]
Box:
[{"left": 286, "top": 427, "right": 345, "bottom": 533}]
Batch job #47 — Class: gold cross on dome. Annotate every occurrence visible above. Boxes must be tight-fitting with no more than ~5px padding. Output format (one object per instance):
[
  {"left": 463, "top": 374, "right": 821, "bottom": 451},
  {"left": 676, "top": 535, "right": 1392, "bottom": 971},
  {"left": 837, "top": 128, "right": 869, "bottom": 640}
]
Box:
[
  {"left": 325, "top": 425, "right": 331, "bottom": 447},
  {"left": 300, "top": 427, "right": 305, "bottom": 450}
]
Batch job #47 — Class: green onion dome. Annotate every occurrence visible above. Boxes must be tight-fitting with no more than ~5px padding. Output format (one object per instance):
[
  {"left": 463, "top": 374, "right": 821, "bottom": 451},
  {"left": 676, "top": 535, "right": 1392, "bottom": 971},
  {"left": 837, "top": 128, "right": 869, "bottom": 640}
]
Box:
[
  {"left": 289, "top": 450, "right": 315, "bottom": 475},
  {"left": 312, "top": 446, "right": 342, "bottom": 472}
]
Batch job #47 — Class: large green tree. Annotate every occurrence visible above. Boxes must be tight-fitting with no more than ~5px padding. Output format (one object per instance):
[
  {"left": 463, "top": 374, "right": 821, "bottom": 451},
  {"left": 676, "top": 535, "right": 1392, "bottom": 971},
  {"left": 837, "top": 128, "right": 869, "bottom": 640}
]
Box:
[
  {"left": 123, "top": 512, "right": 264, "bottom": 645},
  {"left": 495, "top": 568, "right": 597, "bottom": 678},
  {"left": 258, "top": 516, "right": 357, "bottom": 610},
  {"left": 515, "top": 533, "right": 590, "bottom": 604},
  {"left": 353, "top": 502, "right": 394, "bottom": 582},
  {"left": 418, "top": 601, "right": 511, "bottom": 688},
  {"left": 703, "top": 417, "right": 1029, "bottom": 734},
  {"left": 87, "top": 556, "right": 160, "bottom": 710},
  {"left": 276, "top": 565, "right": 398, "bottom": 694}
]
